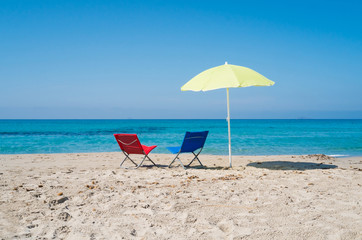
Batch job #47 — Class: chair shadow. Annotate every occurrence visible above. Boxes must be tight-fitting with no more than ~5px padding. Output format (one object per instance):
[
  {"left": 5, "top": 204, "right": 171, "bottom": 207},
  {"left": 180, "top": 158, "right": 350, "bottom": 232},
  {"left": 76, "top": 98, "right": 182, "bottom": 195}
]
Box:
[
  {"left": 247, "top": 161, "right": 338, "bottom": 171},
  {"left": 184, "top": 165, "right": 231, "bottom": 170},
  {"left": 126, "top": 164, "right": 203, "bottom": 169},
  {"left": 165, "top": 164, "right": 213, "bottom": 170},
  {"left": 139, "top": 164, "right": 169, "bottom": 168},
  {"left": 155, "top": 164, "right": 169, "bottom": 168}
]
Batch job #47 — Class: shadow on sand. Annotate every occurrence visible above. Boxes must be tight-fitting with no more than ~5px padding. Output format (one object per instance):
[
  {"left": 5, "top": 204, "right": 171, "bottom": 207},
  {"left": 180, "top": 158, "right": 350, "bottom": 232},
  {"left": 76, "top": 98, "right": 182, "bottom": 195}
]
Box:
[{"left": 247, "top": 161, "right": 338, "bottom": 171}]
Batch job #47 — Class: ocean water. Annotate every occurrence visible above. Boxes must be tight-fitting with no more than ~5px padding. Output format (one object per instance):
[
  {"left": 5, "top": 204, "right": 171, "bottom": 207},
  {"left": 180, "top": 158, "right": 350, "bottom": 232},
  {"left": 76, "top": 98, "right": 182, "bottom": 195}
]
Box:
[{"left": 0, "top": 119, "right": 361, "bottom": 156}]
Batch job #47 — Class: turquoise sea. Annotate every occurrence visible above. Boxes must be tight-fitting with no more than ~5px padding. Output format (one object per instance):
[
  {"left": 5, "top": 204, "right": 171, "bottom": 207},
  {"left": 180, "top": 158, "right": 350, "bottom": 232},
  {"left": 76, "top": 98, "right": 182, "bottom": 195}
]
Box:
[{"left": 0, "top": 119, "right": 361, "bottom": 156}]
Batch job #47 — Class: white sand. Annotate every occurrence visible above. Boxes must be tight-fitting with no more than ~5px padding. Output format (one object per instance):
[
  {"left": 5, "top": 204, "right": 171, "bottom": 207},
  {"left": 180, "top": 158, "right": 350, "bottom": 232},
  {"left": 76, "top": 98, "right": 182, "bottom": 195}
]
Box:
[{"left": 0, "top": 153, "right": 361, "bottom": 239}]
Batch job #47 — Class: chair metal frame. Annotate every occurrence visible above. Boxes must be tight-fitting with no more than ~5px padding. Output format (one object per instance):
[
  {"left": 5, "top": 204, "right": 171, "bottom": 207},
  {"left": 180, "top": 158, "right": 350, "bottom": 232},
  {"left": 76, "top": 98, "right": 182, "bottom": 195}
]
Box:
[
  {"left": 119, "top": 149, "right": 157, "bottom": 169},
  {"left": 168, "top": 147, "right": 204, "bottom": 169}
]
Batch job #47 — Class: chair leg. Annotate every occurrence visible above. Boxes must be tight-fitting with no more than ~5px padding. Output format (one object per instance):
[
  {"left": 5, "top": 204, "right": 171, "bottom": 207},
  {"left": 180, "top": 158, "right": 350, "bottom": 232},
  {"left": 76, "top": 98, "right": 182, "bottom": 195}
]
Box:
[
  {"left": 186, "top": 149, "right": 204, "bottom": 167},
  {"left": 120, "top": 152, "right": 158, "bottom": 169},
  {"left": 146, "top": 155, "right": 158, "bottom": 167},
  {"left": 120, "top": 152, "right": 139, "bottom": 169},
  {"left": 134, "top": 155, "right": 158, "bottom": 169},
  {"left": 168, "top": 153, "right": 178, "bottom": 167},
  {"left": 168, "top": 153, "right": 186, "bottom": 169},
  {"left": 135, "top": 155, "right": 147, "bottom": 169}
]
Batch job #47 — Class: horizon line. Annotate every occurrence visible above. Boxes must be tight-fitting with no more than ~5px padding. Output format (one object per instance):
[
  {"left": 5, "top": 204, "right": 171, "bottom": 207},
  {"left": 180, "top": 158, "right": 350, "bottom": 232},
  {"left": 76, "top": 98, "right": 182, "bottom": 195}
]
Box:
[{"left": 1, "top": 118, "right": 361, "bottom": 120}]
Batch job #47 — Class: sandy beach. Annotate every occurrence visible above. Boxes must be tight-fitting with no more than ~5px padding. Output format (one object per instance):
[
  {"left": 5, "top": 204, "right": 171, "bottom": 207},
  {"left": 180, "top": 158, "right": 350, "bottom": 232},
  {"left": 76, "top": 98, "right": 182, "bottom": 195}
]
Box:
[{"left": 0, "top": 152, "right": 361, "bottom": 239}]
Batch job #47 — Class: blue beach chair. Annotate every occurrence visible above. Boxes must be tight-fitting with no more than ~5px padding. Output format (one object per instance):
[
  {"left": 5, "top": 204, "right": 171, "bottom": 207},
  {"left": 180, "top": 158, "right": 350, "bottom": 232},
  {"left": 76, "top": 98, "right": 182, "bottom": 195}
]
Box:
[{"left": 167, "top": 131, "right": 209, "bottom": 169}]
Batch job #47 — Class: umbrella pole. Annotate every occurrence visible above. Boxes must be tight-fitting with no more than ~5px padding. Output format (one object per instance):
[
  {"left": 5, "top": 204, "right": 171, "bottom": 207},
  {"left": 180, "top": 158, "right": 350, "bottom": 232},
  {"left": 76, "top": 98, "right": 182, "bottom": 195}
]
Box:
[{"left": 226, "top": 88, "right": 232, "bottom": 168}]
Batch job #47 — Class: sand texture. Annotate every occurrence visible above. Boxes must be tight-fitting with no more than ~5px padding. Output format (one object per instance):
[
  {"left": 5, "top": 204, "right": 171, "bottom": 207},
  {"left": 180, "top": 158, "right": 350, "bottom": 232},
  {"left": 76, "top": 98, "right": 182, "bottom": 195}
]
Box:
[{"left": 0, "top": 153, "right": 361, "bottom": 239}]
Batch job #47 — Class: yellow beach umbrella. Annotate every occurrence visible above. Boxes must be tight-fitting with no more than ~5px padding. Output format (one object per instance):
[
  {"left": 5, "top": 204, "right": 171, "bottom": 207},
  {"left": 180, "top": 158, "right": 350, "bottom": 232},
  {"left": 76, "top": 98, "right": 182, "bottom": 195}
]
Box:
[{"left": 181, "top": 62, "right": 275, "bottom": 167}]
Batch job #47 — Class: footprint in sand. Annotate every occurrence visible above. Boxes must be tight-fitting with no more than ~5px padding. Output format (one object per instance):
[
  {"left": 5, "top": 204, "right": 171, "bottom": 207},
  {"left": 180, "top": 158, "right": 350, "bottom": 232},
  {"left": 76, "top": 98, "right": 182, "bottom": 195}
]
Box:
[
  {"left": 53, "top": 225, "right": 70, "bottom": 239},
  {"left": 58, "top": 212, "right": 72, "bottom": 221},
  {"left": 217, "top": 219, "right": 234, "bottom": 234}
]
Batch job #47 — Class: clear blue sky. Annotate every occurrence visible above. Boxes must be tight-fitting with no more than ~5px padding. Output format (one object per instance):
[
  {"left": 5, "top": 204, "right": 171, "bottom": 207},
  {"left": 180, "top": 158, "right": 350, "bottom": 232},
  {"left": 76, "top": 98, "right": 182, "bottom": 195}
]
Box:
[{"left": 1, "top": 0, "right": 361, "bottom": 119}]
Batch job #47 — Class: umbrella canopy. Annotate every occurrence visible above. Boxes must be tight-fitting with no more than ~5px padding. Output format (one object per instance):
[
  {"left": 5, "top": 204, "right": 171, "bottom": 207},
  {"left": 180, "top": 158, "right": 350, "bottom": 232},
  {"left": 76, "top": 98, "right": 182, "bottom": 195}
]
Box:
[
  {"left": 181, "top": 62, "right": 275, "bottom": 167},
  {"left": 182, "top": 63, "right": 274, "bottom": 91}
]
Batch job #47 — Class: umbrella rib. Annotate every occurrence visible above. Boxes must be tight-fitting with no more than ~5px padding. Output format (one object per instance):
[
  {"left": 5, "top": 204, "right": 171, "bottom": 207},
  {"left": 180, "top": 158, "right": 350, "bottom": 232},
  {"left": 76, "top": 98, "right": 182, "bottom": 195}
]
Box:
[{"left": 227, "top": 65, "right": 242, "bottom": 88}]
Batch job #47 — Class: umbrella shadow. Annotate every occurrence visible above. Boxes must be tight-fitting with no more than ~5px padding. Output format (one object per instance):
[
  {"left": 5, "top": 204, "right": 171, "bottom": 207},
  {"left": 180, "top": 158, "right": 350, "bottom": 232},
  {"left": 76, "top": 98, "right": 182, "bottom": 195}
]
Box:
[{"left": 247, "top": 161, "right": 338, "bottom": 171}]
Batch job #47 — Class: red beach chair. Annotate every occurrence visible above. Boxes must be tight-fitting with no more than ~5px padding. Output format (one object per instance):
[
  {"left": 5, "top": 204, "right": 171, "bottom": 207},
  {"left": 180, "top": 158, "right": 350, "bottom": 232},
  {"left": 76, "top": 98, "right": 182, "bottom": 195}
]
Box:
[{"left": 114, "top": 134, "right": 158, "bottom": 169}]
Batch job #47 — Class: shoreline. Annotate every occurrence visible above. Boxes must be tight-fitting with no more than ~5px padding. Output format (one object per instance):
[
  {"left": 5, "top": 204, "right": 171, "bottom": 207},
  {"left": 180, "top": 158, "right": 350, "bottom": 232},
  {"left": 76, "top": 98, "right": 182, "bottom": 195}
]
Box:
[
  {"left": 1, "top": 152, "right": 361, "bottom": 239},
  {"left": 1, "top": 151, "right": 361, "bottom": 157}
]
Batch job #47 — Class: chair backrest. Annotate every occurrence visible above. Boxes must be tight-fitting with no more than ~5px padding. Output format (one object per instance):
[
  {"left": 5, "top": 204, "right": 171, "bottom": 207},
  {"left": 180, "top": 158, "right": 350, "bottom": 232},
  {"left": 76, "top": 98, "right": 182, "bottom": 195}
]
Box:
[
  {"left": 114, "top": 134, "right": 144, "bottom": 154},
  {"left": 180, "top": 131, "right": 209, "bottom": 153}
]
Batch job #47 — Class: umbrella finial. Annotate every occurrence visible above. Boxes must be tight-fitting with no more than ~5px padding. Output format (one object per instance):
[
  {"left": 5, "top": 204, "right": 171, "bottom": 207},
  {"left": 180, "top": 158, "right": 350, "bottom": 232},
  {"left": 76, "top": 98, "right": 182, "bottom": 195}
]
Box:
[{"left": 225, "top": 61, "right": 228, "bottom": 65}]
